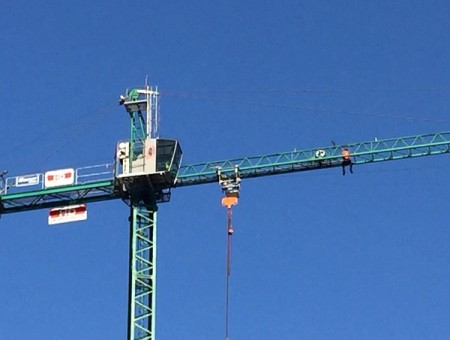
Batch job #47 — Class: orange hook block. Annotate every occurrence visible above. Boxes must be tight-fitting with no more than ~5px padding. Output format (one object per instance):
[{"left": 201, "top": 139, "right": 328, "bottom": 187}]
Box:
[{"left": 221, "top": 196, "right": 238, "bottom": 208}]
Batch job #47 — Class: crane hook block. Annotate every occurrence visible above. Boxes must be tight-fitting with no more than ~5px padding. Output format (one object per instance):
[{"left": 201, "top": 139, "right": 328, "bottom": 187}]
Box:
[{"left": 222, "top": 196, "right": 238, "bottom": 208}]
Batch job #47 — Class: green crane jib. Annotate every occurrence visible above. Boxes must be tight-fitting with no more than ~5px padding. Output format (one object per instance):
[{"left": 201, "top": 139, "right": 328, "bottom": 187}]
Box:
[
  {"left": 1, "top": 130, "right": 449, "bottom": 214},
  {"left": 1, "top": 87, "right": 450, "bottom": 339}
]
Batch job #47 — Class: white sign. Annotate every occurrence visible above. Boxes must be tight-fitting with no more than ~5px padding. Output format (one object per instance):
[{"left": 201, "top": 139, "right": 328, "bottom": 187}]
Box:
[
  {"left": 48, "top": 204, "right": 87, "bottom": 225},
  {"left": 44, "top": 168, "right": 75, "bottom": 188},
  {"left": 315, "top": 149, "right": 326, "bottom": 158},
  {"left": 15, "top": 174, "right": 40, "bottom": 187}
]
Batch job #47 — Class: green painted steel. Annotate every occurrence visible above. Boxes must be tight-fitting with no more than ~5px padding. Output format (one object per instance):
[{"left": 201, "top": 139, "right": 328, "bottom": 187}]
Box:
[
  {"left": 125, "top": 91, "right": 158, "bottom": 340},
  {"left": 175, "top": 131, "right": 450, "bottom": 186},
  {"left": 128, "top": 205, "right": 157, "bottom": 340},
  {"left": 0, "top": 180, "right": 117, "bottom": 214},
  {"left": 129, "top": 105, "right": 147, "bottom": 173},
  {"left": 1, "top": 131, "right": 450, "bottom": 215}
]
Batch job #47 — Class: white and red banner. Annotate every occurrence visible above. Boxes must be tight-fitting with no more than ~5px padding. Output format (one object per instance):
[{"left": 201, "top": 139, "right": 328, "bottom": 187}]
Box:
[
  {"left": 48, "top": 204, "right": 87, "bottom": 225},
  {"left": 44, "top": 168, "right": 75, "bottom": 188}
]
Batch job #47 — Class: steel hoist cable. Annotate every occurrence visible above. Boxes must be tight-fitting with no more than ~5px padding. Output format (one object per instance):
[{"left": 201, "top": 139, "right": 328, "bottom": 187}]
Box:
[
  {"left": 225, "top": 204, "right": 234, "bottom": 340},
  {"left": 218, "top": 166, "right": 241, "bottom": 340}
]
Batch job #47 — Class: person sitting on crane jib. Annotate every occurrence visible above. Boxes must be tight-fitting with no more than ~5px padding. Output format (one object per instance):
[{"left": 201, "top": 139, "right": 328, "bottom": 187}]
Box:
[{"left": 341, "top": 148, "right": 353, "bottom": 176}]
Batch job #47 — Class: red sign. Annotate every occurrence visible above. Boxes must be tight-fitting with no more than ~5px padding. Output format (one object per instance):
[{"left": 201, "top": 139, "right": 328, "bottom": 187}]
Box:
[{"left": 44, "top": 168, "right": 75, "bottom": 188}]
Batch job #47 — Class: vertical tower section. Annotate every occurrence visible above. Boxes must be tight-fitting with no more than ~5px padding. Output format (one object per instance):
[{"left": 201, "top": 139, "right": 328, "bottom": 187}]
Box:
[
  {"left": 128, "top": 204, "right": 157, "bottom": 340},
  {"left": 116, "top": 86, "right": 183, "bottom": 340}
]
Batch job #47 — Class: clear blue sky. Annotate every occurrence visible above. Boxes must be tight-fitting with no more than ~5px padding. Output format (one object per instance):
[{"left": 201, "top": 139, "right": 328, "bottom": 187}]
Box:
[{"left": 1, "top": 1, "right": 450, "bottom": 339}]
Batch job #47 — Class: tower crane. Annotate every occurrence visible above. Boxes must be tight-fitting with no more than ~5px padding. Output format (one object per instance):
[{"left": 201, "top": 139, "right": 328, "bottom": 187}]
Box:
[{"left": 1, "top": 85, "right": 450, "bottom": 339}]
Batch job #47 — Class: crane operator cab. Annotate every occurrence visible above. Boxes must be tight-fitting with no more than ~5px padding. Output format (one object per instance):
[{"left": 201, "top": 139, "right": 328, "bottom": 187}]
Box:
[{"left": 115, "top": 138, "right": 182, "bottom": 205}]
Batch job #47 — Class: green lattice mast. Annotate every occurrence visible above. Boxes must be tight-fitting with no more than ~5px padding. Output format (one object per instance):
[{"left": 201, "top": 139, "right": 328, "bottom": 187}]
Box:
[{"left": 117, "top": 87, "right": 182, "bottom": 340}]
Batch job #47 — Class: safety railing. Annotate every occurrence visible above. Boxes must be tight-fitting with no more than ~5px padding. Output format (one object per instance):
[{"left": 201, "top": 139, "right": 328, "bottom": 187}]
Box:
[{"left": 1, "top": 163, "right": 114, "bottom": 195}]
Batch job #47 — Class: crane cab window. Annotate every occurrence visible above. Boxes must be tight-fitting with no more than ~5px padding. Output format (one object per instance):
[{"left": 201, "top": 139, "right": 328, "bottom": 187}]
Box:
[{"left": 156, "top": 139, "right": 182, "bottom": 173}]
